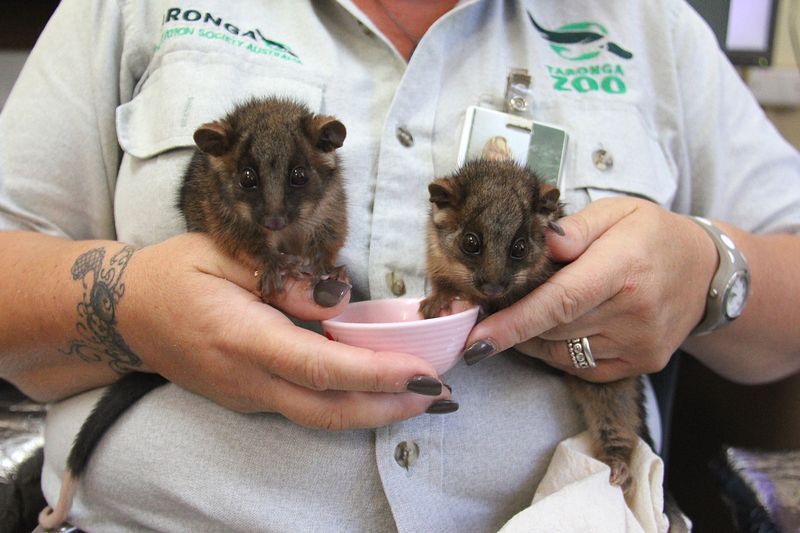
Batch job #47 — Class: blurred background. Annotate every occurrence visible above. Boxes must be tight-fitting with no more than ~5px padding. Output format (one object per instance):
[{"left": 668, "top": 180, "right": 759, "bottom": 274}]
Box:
[{"left": 1, "top": 1, "right": 799, "bottom": 532}]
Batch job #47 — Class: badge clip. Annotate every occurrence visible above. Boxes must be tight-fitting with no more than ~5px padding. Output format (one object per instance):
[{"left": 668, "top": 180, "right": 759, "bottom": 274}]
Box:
[{"left": 504, "top": 68, "right": 532, "bottom": 115}]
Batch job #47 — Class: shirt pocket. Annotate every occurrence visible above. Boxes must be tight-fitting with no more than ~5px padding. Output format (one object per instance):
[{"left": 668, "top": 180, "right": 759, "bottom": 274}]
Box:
[
  {"left": 116, "top": 51, "right": 324, "bottom": 158},
  {"left": 535, "top": 101, "right": 677, "bottom": 212}
]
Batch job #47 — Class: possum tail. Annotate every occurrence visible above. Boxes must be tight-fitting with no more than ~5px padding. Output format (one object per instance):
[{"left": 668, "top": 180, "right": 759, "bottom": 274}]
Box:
[
  {"left": 38, "top": 469, "right": 77, "bottom": 529},
  {"left": 39, "top": 372, "right": 168, "bottom": 529}
]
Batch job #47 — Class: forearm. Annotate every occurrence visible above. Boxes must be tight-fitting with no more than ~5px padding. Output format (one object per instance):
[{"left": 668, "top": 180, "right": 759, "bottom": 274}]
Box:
[
  {"left": 683, "top": 225, "right": 800, "bottom": 384},
  {"left": 0, "top": 231, "right": 133, "bottom": 401}
]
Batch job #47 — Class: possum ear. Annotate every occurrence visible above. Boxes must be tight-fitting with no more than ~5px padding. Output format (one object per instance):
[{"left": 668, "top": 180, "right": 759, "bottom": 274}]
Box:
[
  {"left": 428, "top": 178, "right": 462, "bottom": 209},
  {"left": 194, "top": 121, "right": 232, "bottom": 156},
  {"left": 313, "top": 117, "right": 347, "bottom": 152},
  {"left": 536, "top": 183, "right": 565, "bottom": 235},
  {"left": 428, "top": 178, "right": 462, "bottom": 228}
]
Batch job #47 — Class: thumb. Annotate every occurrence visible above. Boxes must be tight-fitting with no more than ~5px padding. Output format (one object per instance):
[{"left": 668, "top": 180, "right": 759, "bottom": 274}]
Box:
[
  {"left": 460, "top": 271, "right": 606, "bottom": 365},
  {"left": 183, "top": 233, "right": 351, "bottom": 320},
  {"left": 267, "top": 276, "right": 352, "bottom": 321},
  {"left": 546, "top": 197, "right": 639, "bottom": 262},
  {"left": 462, "top": 198, "right": 639, "bottom": 365}
]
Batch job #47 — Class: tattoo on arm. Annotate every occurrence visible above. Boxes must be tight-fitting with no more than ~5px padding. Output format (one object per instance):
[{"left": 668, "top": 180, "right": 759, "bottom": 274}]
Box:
[{"left": 61, "top": 246, "right": 142, "bottom": 374}]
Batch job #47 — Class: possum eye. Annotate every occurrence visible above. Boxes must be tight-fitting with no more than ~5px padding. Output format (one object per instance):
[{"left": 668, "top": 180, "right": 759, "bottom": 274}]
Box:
[
  {"left": 239, "top": 168, "right": 259, "bottom": 189},
  {"left": 289, "top": 166, "right": 308, "bottom": 187},
  {"left": 461, "top": 232, "right": 481, "bottom": 256},
  {"left": 510, "top": 238, "right": 527, "bottom": 260}
]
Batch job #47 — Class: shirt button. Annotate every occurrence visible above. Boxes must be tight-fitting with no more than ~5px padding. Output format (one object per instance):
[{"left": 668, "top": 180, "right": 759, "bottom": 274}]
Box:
[
  {"left": 387, "top": 272, "right": 406, "bottom": 296},
  {"left": 394, "top": 441, "right": 419, "bottom": 469},
  {"left": 592, "top": 148, "right": 614, "bottom": 171},
  {"left": 396, "top": 127, "right": 414, "bottom": 147}
]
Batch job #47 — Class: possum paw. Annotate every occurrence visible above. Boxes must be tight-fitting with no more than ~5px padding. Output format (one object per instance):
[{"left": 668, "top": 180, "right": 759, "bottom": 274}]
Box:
[
  {"left": 258, "top": 268, "right": 287, "bottom": 300},
  {"left": 607, "top": 459, "right": 633, "bottom": 493},
  {"left": 419, "top": 293, "right": 453, "bottom": 319}
]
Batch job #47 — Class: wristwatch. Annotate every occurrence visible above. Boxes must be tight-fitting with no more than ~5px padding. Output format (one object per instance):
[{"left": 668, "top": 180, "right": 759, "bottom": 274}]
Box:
[{"left": 689, "top": 216, "right": 751, "bottom": 336}]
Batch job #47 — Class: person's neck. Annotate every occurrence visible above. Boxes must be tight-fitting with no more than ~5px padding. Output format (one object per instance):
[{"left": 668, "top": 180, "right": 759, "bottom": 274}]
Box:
[{"left": 352, "top": 0, "right": 459, "bottom": 61}]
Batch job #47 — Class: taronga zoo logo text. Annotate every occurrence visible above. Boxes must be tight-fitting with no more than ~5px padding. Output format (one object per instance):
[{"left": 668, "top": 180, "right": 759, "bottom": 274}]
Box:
[
  {"left": 156, "top": 7, "right": 302, "bottom": 64},
  {"left": 529, "top": 14, "right": 633, "bottom": 95}
]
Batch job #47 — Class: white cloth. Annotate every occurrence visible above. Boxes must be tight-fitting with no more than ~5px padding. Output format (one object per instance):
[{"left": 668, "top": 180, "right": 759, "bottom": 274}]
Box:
[{"left": 500, "top": 432, "right": 673, "bottom": 533}]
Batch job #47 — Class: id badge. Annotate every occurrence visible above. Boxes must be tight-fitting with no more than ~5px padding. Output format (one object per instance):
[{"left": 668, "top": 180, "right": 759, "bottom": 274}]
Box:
[{"left": 457, "top": 105, "right": 568, "bottom": 188}]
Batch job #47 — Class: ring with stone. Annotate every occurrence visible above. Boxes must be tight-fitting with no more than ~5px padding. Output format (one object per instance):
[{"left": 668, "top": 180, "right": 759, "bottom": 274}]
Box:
[{"left": 566, "top": 337, "right": 597, "bottom": 369}]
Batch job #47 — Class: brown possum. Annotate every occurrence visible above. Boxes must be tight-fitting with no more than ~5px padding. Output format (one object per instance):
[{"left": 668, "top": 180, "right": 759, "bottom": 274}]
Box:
[
  {"left": 418, "top": 158, "right": 645, "bottom": 492},
  {"left": 178, "top": 97, "right": 348, "bottom": 296},
  {"left": 39, "top": 97, "right": 349, "bottom": 529}
]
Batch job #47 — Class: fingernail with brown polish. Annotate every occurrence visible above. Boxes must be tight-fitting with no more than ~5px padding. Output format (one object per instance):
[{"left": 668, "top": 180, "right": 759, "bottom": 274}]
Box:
[
  {"left": 313, "top": 279, "right": 351, "bottom": 308},
  {"left": 426, "top": 400, "right": 459, "bottom": 414},
  {"left": 549, "top": 220, "right": 566, "bottom": 236},
  {"left": 462, "top": 339, "right": 497, "bottom": 365},
  {"left": 405, "top": 376, "right": 442, "bottom": 396}
]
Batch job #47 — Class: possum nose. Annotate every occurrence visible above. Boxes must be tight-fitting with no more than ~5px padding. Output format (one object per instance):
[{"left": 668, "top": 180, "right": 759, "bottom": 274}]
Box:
[
  {"left": 480, "top": 282, "right": 506, "bottom": 298},
  {"left": 263, "top": 215, "right": 288, "bottom": 231}
]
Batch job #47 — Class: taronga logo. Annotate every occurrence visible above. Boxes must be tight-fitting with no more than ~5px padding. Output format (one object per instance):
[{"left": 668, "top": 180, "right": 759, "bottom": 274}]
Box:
[
  {"left": 157, "top": 7, "right": 302, "bottom": 64},
  {"left": 529, "top": 14, "right": 633, "bottom": 62},
  {"left": 528, "top": 13, "right": 633, "bottom": 95}
]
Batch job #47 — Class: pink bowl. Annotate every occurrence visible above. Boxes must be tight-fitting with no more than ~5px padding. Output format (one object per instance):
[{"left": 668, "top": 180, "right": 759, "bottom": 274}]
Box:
[{"left": 321, "top": 297, "right": 479, "bottom": 374}]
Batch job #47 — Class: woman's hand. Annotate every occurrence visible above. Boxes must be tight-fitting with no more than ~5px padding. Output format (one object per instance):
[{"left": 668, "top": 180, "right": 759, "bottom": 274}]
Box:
[
  {"left": 461, "top": 197, "right": 717, "bottom": 382},
  {"left": 119, "top": 232, "right": 453, "bottom": 429}
]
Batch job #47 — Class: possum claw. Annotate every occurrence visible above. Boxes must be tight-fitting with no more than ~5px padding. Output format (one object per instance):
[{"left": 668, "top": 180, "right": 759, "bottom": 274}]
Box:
[{"left": 326, "top": 265, "right": 350, "bottom": 284}]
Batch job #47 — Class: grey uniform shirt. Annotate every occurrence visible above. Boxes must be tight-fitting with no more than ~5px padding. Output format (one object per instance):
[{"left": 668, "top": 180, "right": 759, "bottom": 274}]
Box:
[{"left": 1, "top": 0, "right": 799, "bottom": 531}]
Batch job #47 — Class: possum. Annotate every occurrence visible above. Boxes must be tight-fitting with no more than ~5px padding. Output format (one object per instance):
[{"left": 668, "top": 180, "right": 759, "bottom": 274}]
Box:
[
  {"left": 178, "top": 97, "right": 348, "bottom": 296},
  {"left": 419, "top": 157, "right": 688, "bottom": 530},
  {"left": 39, "top": 96, "right": 349, "bottom": 529},
  {"left": 418, "top": 157, "right": 646, "bottom": 491}
]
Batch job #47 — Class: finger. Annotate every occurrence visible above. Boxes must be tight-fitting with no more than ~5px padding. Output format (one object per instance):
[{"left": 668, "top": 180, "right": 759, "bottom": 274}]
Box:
[
  {"left": 546, "top": 197, "right": 639, "bottom": 262},
  {"left": 265, "top": 378, "right": 455, "bottom": 430},
  {"left": 536, "top": 306, "right": 605, "bottom": 341},
  {"left": 514, "top": 337, "right": 636, "bottom": 383},
  {"left": 181, "top": 232, "right": 352, "bottom": 320},
  {"left": 243, "top": 317, "right": 446, "bottom": 393},
  {"left": 267, "top": 276, "right": 351, "bottom": 321},
  {"left": 516, "top": 335, "right": 616, "bottom": 365},
  {"left": 180, "top": 356, "right": 455, "bottom": 428},
  {"left": 463, "top": 245, "right": 630, "bottom": 362}
]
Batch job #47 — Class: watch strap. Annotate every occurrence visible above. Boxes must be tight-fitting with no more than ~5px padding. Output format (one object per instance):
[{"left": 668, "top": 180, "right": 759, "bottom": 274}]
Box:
[{"left": 689, "top": 216, "right": 750, "bottom": 336}]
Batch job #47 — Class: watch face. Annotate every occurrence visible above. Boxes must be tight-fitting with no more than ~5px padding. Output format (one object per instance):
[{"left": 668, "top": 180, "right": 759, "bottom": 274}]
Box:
[{"left": 725, "top": 273, "right": 749, "bottom": 319}]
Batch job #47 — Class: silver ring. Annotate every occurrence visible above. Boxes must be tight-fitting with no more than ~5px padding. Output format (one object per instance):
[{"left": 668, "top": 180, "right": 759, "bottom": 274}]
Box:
[{"left": 566, "top": 338, "right": 597, "bottom": 369}]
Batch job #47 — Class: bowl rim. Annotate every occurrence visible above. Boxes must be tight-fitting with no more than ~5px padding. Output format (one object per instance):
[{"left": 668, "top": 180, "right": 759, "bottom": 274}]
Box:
[{"left": 321, "top": 297, "right": 479, "bottom": 331}]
